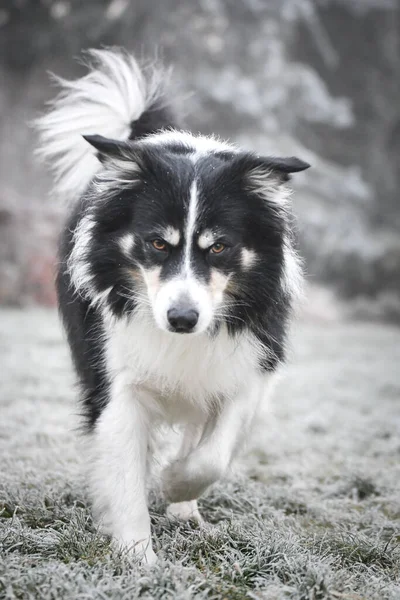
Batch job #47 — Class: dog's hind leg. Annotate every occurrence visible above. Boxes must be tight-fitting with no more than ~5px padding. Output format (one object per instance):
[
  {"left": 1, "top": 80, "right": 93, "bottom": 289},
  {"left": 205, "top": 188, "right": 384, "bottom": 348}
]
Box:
[{"left": 166, "top": 424, "right": 204, "bottom": 523}]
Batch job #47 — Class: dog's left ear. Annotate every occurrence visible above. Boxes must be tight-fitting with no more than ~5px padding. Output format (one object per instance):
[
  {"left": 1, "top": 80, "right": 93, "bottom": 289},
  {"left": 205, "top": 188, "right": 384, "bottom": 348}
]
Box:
[
  {"left": 247, "top": 155, "right": 310, "bottom": 183},
  {"left": 261, "top": 156, "right": 310, "bottom": 177},
  {"left": 83, "top": 134, "right": 137, "bottom": 164},
  {"left": 235, "top": 154, "right": 310, "bottom": 203}
]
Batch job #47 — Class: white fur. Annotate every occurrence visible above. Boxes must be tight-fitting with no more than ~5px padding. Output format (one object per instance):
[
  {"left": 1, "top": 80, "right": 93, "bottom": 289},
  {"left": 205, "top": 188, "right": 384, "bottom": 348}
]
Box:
[
  {"left": 94, "top": 156, "right": 141, "bottom": 191},
  {"left": 241, "top": 248, "right": 257, "bottom": 269},
  {"left": 88, "top": 378, "right": 157, "bottom": 564},
  {"left": 91, "top": 286, "right": 114, "bottom": 309},
  {"left": 209, "top": 270, "right": 231, "bottom": 309},
  {"left": 119, "top": 233, "right": 135, "bottom": 257},
  {"left": 282, "top": 242, "right": 304, "bottom": 302},
  {"left": 150, "top": 275, "right": 214, "bottom": 334},
  {"left": 142, "top": 129, "right": 237, "bottom": 159},
  {"left": 35, "top": 49, "right": 168, "bottom": 201},
  {"left": 198, "top": 229, "right": 215, "bottom": 249},
  {"left": 166, "top": 500, "right": 203, "bottom": 523},
  {"left": 184, "top": 180, "right": 198, "bottom": 274},
  {"left": 105, "top": 308, "right": 265, "bottom": 411},
  {"left": 68, "top": 213, "right": 96, "bottom": 296},
  {"left": 161, "top": 226, "right": 180, "bottom": 246},
  {"left": 247, "top": 167, "right": 292, "bottom": 208}
]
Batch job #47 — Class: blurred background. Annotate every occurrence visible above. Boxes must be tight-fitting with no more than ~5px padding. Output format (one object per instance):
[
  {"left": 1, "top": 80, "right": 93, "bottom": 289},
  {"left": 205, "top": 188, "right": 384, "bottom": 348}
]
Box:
[
  {"left": 0, "top": 0, "right": 399, "bottom": 322},
  {"left": 2, "top": 6, "right": 400, "bottom": 595}
]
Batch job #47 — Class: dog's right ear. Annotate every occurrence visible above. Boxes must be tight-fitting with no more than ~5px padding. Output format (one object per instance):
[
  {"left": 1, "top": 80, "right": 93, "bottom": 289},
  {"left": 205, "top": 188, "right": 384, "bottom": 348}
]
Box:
[{"left": 83, "top": 134, "right": 136, "bottom": 164}]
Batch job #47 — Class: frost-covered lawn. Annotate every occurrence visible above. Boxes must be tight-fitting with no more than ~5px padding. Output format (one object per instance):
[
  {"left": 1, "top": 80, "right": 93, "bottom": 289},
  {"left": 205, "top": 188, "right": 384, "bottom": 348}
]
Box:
[{"left": 1, "top": 309, "right": 399, "bottom": 599}]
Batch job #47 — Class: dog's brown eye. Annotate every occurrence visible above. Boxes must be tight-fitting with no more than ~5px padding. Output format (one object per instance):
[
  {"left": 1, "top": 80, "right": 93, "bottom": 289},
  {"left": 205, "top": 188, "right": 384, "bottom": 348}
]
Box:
[
  {"left": 210, "top": 242, "right": 225, "bottom": 254},
  {"left": 152, "top": 239, "right": 167, "bottom": 251}
]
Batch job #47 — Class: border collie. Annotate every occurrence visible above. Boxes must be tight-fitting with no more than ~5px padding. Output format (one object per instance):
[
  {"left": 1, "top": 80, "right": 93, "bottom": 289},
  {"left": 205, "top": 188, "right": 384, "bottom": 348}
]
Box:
[{"left": 36, "top": 49, "right": 309, "bottom": 564}]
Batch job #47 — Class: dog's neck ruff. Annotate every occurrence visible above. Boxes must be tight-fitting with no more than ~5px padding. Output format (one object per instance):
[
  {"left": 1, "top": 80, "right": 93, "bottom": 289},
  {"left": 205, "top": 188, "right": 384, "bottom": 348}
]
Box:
[{"left": 104, "top": 306, "right": 264, "bottom": 419}]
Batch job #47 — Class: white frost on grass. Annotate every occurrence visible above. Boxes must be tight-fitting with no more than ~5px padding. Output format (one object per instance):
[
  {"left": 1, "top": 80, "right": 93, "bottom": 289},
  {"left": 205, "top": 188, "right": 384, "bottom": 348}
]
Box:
[{"left": 1, "top": 308, "right": 400, "bottom": 599}]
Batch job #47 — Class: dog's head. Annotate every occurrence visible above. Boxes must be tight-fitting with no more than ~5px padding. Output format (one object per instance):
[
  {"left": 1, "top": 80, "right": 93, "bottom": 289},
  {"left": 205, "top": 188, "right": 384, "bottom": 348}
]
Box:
[{"left": 69, "top": 131, "right": 309, "bottom": 334}]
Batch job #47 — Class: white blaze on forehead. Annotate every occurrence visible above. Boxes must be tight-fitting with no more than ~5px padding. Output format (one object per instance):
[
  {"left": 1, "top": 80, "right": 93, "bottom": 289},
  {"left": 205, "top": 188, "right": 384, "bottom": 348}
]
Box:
[
  {"left": 162, "top": 226, "right": 180, "bottom": 247},
  {"left": 118, "top": 233, "right": 135, "bottom": 257},
  {"left": 184, "top": 179, "right": 198, "bottom": 274},
  {"left": 198, "top": 229, "right": 215, "bottom": 249},
  {"left": 241, "top": 248, "right": 257, "bottom": 269}
]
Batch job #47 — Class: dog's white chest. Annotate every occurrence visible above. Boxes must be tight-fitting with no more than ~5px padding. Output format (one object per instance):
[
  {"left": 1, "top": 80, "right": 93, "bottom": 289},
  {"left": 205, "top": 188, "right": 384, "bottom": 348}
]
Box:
[{"left": 105, "top": 313, "right": 262, "bottom": 409}]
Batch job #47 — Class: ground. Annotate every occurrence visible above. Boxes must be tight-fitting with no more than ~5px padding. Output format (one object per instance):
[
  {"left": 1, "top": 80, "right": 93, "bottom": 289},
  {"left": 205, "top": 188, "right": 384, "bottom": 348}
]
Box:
[{"left": 1, "top": 308, "right": 399, "bottom": 600}]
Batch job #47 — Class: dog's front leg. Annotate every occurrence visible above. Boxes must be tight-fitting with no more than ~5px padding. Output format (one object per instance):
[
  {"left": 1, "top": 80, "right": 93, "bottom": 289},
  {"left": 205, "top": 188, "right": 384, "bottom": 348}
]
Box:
[
  {"left": 88, "top": 378, "right": 157, "bottom": 564},
  {"left": 163, "top": 375, "right": 272, "bottom": 503}
]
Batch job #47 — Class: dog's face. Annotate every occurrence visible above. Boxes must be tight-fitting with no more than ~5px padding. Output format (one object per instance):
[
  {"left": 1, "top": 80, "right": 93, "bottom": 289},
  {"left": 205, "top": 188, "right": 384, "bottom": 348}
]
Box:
[{"left": 71, "top": 133, "right": 309, "bottom": 335}]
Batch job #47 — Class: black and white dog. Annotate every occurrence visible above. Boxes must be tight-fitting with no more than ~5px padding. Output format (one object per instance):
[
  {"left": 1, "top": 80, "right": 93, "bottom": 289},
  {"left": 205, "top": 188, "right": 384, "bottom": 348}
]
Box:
[{"left": 37, "top": 49, "right": 309, "bottom": 564}]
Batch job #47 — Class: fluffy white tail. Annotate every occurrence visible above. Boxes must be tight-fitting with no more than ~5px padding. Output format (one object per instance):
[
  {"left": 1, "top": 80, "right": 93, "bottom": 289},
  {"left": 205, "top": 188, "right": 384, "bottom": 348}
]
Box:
[{"left": 36, "top": 49, "right": 170, "bottom": 201}]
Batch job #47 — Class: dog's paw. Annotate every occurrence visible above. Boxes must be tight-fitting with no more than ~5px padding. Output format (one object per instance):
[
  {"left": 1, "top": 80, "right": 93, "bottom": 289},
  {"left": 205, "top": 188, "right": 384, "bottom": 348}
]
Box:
[
  {"left": 140, "top": 546, "right": 158, "bottom": 566},
  {"left": 167, "top": 500, "right": 204, "bottom": 524},
  {"left": 113, "top": 534, "right": 157, "bottom": 565}
]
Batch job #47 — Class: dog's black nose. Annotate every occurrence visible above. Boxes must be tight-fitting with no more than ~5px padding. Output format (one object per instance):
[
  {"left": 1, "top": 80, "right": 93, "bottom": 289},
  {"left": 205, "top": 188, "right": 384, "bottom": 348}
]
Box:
[{"left": 167, "top": 307, "right": 199, "bottom": 332}]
